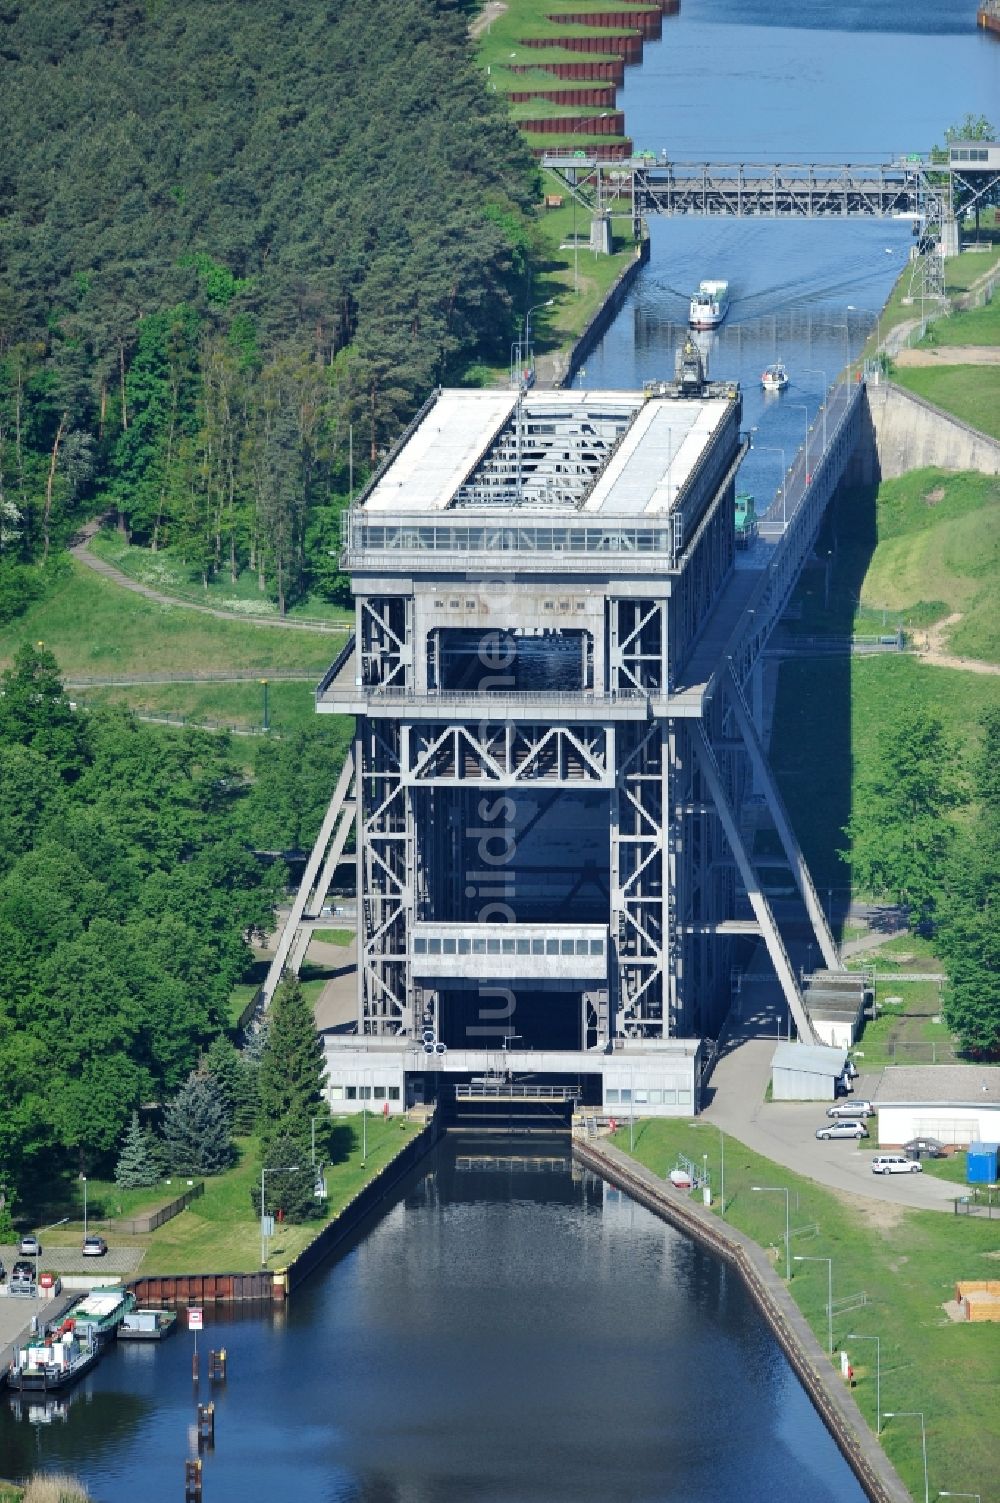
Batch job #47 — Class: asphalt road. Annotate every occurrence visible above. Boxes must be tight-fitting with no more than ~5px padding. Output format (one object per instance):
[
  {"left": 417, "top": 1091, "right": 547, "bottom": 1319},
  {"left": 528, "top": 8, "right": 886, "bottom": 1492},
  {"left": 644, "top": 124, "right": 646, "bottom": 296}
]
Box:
[{"left": 702, "top": 972, "right": 958, "bottom": 1213}]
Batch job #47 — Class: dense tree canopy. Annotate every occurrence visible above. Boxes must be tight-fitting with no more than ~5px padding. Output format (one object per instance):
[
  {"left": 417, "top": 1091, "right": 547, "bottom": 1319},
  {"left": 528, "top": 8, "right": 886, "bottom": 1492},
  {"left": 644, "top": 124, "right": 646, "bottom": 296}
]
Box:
[
  {"left": 0, "top": 0, "right": 536, "bottom": 612},
  {"left": 0, "top": 646, "right": 281, "bottom": 1175}
]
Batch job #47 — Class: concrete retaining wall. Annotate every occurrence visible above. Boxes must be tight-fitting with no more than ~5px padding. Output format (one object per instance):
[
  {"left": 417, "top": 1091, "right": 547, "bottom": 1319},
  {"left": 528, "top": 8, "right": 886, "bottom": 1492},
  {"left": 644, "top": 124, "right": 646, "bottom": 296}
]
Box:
[
  {"left": 848, "top": 381, "right": 1000, "bottom": 485},
  {"left": 573, "top": 1138, "right": 911, "bottom": 1503},
  {"left": 552, "top": 228, "right": 650, "bottom": 387}
]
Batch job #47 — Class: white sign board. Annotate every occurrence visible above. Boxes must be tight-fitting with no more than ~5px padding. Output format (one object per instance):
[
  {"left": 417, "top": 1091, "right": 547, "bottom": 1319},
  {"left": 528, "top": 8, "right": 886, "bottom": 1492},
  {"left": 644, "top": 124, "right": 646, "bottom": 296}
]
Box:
[{"left": 188, "top": 1307, "right": 203, "bottom": 1331}]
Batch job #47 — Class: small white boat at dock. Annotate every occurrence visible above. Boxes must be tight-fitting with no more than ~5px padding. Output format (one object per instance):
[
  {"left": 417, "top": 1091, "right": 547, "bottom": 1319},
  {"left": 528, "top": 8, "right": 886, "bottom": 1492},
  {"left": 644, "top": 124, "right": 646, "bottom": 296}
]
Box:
[{"left": 761, "top": 361, "right": 789, "bottom": 392}]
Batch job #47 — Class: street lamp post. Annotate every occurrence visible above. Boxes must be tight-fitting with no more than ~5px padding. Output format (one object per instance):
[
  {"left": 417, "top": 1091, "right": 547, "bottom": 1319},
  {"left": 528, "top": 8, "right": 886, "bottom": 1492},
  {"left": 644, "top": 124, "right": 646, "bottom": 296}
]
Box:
[
  {"left": 629, "top": 1068, "right": 635, "bottom": 1154},
  {"left": 791, "top": 402, "right": 810, "bottom": 467},
  {"left": 752, "top": 1185, "right": 790, "bottom": 1281},
  {"left": 259, "top": 678, "right": 269, "bottom": 732},
  {"left": 81, "top": 1175, "right": 88, "bottom": 1243},
  {"left": 718, "top": 1126, "right": 725, "bottom": 1219},
  {"left": 801, "top": 370, "right": 828, "bottom": 449},
  {"left": 260, "top": 1163, "right": 299, "bottom": 1268},
  {"left": 845, "top": 1331, "right": 881, "bottom": 1432},
  {"left": 832, "top": 323, "right": 851, "bottom": 375},
  {"left": 938, "top": 1492, "right": 980, "bottom": 1502},
  {"left": 884, "top": 1412, "right": 928, "bottom": 1503},
  {"left": 523, "top": 298, "right": 554, "bottom": 380},
  {"left": 794, "top": 1254, "right": 833, "bottom": 1354},
  {"left": 753, "top": 443, "right": 787, "bottom": 525}
]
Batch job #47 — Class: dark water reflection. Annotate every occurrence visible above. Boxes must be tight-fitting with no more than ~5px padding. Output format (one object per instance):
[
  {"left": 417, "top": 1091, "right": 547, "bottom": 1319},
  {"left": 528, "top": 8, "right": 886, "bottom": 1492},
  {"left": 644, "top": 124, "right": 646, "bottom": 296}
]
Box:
[{"left": 2, "top": 1139, "right": 866, "bottom": 1503}]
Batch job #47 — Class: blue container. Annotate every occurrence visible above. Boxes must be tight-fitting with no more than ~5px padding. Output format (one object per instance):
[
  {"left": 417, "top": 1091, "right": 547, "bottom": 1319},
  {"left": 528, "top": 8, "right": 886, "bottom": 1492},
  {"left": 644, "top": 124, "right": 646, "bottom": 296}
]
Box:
[{"left": 967, "top": 1142, "right": 999, "bottom": 1184}]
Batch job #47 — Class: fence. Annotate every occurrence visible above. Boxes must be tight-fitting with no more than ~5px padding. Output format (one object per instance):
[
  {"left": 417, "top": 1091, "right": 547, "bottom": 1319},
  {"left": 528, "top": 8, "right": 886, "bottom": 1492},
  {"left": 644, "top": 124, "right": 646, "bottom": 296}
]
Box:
[{"left": 119, "top": 1181, "right": 204, "bottom": 1235}]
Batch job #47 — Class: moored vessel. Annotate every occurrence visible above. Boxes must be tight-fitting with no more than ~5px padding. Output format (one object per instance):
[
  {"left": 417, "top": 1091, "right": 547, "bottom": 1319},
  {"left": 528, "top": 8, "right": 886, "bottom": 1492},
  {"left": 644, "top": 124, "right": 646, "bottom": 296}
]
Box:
[
  {"left": 688, "top": 279, "right": 729, "bottom": 328},
  {"left": 119, "top": 1307, "right": 178, "bottom": 1341},
  {"left": 8, "top": 1322, "right": 101, "bottom": 1393}
]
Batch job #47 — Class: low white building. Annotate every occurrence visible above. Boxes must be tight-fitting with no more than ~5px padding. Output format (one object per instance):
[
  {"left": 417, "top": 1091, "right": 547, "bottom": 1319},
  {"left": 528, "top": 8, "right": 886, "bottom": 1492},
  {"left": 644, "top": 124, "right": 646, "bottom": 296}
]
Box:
[
  {"left": 872, "top": 1065, "right": 1000, "bottom": 1146},
  {"left": 771, "top": 1041, "right": 849, "bottom": 1102}
]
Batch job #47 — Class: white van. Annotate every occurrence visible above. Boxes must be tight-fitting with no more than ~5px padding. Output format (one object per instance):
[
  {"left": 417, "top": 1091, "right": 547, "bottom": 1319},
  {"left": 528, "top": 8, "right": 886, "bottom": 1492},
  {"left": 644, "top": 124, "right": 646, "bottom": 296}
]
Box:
[{"left": 871, "top": 1154, "right": 922, "bottom": 1175}]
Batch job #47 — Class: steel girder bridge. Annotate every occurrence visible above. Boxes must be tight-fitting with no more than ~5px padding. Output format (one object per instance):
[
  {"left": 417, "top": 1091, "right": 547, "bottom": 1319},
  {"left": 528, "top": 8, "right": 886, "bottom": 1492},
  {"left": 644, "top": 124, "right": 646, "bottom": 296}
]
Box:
[{"left": 542, "top": 154, "right": 998, "bottom": 299}]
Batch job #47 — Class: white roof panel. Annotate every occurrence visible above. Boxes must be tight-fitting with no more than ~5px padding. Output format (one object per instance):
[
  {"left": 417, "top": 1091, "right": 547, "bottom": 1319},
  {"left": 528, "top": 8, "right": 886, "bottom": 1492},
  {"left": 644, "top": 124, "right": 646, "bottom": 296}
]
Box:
[{"left": 364, "top": 390, "right": 518, "bottom": 513}]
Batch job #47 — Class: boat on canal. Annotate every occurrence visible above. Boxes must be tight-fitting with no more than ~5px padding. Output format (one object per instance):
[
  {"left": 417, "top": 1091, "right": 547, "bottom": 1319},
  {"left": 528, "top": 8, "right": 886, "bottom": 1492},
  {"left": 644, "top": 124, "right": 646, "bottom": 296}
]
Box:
[
  {"left": 688, "top": 279, "right": 730, "bottom": 328},
  {"left": 760, "top": 361, "right": 789, "bottom": 392},
  {"left": 70, "top": 1288, "right": 133, "bottom": 1349},
  {"left": 8, "top": 1321, "right": 102, "bottom": 1394},
  {"left": 118, "top": 1307, "right": 178, "bottom": 1342}
]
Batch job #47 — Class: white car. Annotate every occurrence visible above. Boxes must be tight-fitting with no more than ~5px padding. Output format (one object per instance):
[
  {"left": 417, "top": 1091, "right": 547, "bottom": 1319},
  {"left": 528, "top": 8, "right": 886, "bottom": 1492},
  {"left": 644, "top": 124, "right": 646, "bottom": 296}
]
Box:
[
  {"left": 816, "top": 1120, "right": 869, "bottom": 1140},
  {"left": 872, "top": 1154, "right": 922, "bottom": 1175},
  {"left": 827, "top": 1100, "right": 874, "bottom": 1119}
]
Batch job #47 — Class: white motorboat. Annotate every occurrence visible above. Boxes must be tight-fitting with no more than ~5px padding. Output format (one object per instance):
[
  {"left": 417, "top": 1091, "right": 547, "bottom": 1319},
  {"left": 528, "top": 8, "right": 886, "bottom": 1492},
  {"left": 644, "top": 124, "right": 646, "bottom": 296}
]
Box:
[
  {"left": 761, "top": 361, "right": 789, "bottom": 392},
  {"left": 688, "top": 279, "right": 730, "bottom": 328}
]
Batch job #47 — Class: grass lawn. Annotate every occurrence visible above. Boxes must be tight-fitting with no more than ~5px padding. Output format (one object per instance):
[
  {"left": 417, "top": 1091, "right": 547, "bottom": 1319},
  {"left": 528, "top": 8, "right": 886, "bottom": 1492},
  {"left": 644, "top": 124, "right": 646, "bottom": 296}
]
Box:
[
  {"left": 74, "top": 678, "right": 323, "bottom": 735},
  {"left": 311, "top": 928, "right": 354, "bottom": 946},
  {"left": 0, "top": 558, "right": 341, "bottom": 678},
  {"left": 892, "top": 365, "right": 1000, "bottom": 442},
  {"left": 614, "top": 1121, "right": 999, "bottom": 1503},
  {"left": 923, "top": 291, "right": 1000, "bottom": 339},
  {"left": 87, "top": 530, "right": 352, "bottom": 626},
  {"left": 851, "top": 986, "right": 957, "bottom": 1067},
  {"left": 769, "top": 654, "right": 1000, "bottom": 896},
  {"left": 943, "top": 246, "right": 1000, "bottom": 296},
  {"left": 39, "top": 1123, "right": 421, "bottom": 1276}
]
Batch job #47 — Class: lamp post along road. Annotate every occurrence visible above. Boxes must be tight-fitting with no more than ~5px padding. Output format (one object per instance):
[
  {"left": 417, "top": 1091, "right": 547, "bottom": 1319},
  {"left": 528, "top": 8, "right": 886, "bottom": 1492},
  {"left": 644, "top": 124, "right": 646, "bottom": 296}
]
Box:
[
  {"left": 261, "top": 1163, "right": 299, "bottom": 1268},
  {"left": 794, "top": 1254, "right": 833, "bottom": 1354},
  {"left": 802, "top": 369, "right": 828, "bottom": 449},
  {"left": 752, "top": 443, "right": 787, "bottom": 526},
  {"left": 884, "top": 1411, "right": 928, "bottom": 1503},
  {"left": 752, "top": 1185, "right": 790, "bottom": 1281},
  {"left": 845, "top": 1331, "right": 880, "bottom": 1433},
  {"left": 81, "top": 1175, "right": 88, "bottom": 1244}
]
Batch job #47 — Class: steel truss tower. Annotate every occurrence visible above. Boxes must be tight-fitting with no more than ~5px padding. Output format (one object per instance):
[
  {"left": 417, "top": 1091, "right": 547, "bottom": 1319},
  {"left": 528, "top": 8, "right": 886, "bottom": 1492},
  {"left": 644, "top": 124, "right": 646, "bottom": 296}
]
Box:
[{"left": 268, "top": 381, "right": 840, "bottom": 1055}]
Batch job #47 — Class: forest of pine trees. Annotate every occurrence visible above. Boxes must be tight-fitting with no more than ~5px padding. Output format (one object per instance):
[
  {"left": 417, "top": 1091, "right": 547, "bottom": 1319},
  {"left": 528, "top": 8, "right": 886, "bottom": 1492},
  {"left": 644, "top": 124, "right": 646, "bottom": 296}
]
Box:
[{"left": 0, "top": 0, "right": 538, "bottom": 615}]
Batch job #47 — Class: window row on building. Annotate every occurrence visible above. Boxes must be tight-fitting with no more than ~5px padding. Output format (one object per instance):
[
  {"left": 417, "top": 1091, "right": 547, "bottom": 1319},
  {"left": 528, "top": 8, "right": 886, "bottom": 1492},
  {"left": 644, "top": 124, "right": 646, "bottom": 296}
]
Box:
[{"left": 413, "top": 935, "right": 605, "bottom": 957}]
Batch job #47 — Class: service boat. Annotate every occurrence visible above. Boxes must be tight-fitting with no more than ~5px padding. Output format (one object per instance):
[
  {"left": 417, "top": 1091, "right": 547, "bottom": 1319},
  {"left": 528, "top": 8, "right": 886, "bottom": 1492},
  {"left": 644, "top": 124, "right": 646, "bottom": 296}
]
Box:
[
  {"left": 760, "top": 361, "right": 789, "bottom": 392},
  {"left": 688, "top": 279, "right": 730, "bottom": 328},
  {"left": 8, "top": 1321, "right": 101, "bottom": 1393},
  {"left": 70, "top": 1288, "right": 133, "bottom": 1349},
  {"left": 119, "top": 1307, "right": 178, "bottom": 1341}
]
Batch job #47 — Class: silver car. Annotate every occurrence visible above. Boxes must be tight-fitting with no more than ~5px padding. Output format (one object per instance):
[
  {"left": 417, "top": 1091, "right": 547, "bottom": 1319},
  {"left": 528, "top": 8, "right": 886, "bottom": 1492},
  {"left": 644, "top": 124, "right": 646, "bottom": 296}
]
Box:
[
  {"left": 816, "top": 1119, "right": 869, "bottom": 1140},
  {"left": 827, "top": 1100, "right": 874, "bottom": 1119}
]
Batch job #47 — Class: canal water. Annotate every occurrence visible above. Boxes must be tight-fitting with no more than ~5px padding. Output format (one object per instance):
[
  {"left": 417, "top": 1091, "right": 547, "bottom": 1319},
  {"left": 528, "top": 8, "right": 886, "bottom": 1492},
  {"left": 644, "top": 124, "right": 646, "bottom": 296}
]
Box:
[
  {"left": 0, "top": 1139, "right": 868, "bottom": 1502},
  {"left": 578, "top": 0, "right": 1000, "bottom": 515},
  {"left": 5, "top": 5, "right": 1000, "bottom": 1497}
]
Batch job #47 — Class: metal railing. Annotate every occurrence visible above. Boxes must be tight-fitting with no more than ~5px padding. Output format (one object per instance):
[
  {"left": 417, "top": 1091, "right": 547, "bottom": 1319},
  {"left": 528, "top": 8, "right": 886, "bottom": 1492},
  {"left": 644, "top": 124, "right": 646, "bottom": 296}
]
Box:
[{"left": 454, "top": 1083, "right": 582, "bottom": 1101}]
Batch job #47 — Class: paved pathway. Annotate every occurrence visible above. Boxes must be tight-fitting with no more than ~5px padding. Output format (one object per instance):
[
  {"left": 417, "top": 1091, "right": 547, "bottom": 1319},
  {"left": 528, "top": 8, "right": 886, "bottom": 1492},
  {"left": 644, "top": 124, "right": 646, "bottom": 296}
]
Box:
[
  {"left": 895, "top": 343, "right": 1000, "bottom": 366},
  {"left": 701, "top": 970, "right": 957, "bottom": 1213},
  {"left": 71, "top": 529, "right": 344, "bottom": 635}
]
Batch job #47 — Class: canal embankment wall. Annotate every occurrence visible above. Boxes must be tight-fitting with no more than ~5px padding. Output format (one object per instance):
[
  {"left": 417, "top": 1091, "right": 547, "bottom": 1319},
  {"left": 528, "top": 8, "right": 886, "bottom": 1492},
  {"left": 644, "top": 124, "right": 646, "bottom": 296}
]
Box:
[
  {"left": 127, "top": 1114, "right": 441, "bottom": 1306},
  {"left": 842, "top": 380, "right": 1000, "bottom": 488},
  {"left": 540, "top": 228, "right": 650, "bottom": 389},
  {"left": 573, "top": 1137, "right": 911, "bottom": 1503}
]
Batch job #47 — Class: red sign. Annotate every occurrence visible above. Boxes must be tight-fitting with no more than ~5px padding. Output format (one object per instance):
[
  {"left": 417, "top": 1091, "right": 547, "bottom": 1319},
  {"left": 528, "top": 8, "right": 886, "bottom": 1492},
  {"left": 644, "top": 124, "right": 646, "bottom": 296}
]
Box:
[{"left": 187, "top": 1307, "right": 204, "bottom": 1331}]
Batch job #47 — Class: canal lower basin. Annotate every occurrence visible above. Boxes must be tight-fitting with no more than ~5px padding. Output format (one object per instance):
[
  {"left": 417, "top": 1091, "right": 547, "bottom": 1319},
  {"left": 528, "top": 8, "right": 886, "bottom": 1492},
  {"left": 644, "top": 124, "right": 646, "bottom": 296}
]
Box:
[{"left": 1, "top": 1138, "right": 867, "bottom": 1503}]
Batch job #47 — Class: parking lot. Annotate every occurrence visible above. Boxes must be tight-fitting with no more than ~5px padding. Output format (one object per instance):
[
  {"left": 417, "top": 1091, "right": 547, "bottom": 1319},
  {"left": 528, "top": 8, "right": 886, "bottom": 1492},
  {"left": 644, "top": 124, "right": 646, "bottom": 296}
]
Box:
[{"left": 1, "top": 1241, "right": 144, "bottom": 1278}]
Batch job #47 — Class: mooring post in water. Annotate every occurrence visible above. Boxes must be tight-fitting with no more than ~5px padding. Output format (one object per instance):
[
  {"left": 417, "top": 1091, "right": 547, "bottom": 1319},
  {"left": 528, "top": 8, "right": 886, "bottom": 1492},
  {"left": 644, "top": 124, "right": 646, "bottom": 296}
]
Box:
[
  {"left": 197, "top": 1401, "right": 216, "bottom": 1449},
  {"left": 184, "top": 1457, "right": 202, "bottom": 1501},
  {"left": 208, "top": 1347, "right": 227, "bottom": 1382},
  {"left": 191, "top": 1345, "right": 199, "bottom": 1383}
]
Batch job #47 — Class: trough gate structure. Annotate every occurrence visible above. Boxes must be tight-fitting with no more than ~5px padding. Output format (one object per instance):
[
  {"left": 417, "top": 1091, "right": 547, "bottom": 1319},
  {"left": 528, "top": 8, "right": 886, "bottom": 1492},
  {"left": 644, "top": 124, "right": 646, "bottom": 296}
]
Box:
[{"left": 267, "top": 361, "right": 844, "bottom": 1116}]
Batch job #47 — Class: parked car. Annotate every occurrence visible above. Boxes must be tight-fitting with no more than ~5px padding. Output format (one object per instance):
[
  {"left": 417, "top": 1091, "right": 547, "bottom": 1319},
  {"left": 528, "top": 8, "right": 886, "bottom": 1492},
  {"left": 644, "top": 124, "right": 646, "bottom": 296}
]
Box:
[
  {"left": 872, "top": 1154, "right": 922, "bottom": 1175},
  {"left": 82, "top": 1234, "right": 108, "bottom": 1257},
  {"left": 816, "top": 1120, "right": 869, "bottom": 1140},
  {"left": 12, "top": 1259, "right": 35, "bottom": 1280},
  {"left": 17, "top": 1233, "right": 41, "bottom": 1256},
  {"left": 902, "top": 1137, "right": 945, "bottom": 1160},
  {"left": 0, "top": 1258, "right": 6, "bottom": 1282},
  {"left": 827, "top": 1100, "right": 874, "bottom": 1119},
  {"left": 844, "top": 1058, "right": 859, "bottom": 1079}
]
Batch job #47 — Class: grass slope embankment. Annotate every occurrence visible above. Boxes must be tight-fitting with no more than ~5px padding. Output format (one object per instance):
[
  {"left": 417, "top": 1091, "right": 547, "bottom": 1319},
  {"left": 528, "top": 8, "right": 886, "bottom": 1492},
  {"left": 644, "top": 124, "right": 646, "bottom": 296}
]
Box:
[
  {"left": 0, "top": 558, "right": 341, "bottom": 679},
  {"left": 38, "top": 1119, "right": 419, "bottom": 1276},
  {"left": 767, "top": 469, "right": 1000, "bottom": 896},
  {"left": 614, "top": 1121, "right": 999, "bottom": 1503},
  {"left": 891, "top": 366, "right": 1000, "bottom": 442}
]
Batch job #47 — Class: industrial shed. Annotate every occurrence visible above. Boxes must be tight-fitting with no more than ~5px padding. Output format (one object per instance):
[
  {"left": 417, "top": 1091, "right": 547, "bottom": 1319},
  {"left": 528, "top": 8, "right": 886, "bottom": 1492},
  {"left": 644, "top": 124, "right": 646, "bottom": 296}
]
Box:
[
  {"left": 872, "top": 1066, "right": 1000, "bottom": 1146},
  {"left": 771, "top": 1041, "right": 849, "bottom": 1102}
]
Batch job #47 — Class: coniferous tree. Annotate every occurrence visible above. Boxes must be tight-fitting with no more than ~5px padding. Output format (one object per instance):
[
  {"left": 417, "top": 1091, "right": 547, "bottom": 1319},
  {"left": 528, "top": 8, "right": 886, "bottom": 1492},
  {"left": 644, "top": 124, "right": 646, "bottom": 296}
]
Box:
[
  {"left": 162, "top": 1074, "right": 233, "bottom": 1176},
  {"left": 257, "top": 975, "right": 328, "bottom": 1154},
  {"left": 203, "top": 1034, "right": 259, "bottom": 1135},
  {"left": 250, "top": 1131, "right": 322, "bottom": 1224},
  {"left": 114, "top": 1110, "right": 160, "bottom": 1189}
]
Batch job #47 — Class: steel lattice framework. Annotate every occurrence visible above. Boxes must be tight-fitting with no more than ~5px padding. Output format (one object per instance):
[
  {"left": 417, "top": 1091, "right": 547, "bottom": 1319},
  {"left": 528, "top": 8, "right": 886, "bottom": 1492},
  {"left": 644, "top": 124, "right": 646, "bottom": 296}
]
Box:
[{"left": 265, "top": 380, "right": 867, "bottom": 1054}]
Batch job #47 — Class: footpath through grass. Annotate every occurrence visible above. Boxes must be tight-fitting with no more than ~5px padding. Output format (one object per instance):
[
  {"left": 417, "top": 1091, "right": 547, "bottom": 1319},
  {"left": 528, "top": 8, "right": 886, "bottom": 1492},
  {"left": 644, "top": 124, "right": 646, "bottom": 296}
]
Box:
[
  {"left": 41, "top": 1120, "right": 420, "bottom": 1276},
  {"left": 0, "top": 557, "right": 341, "bottom": 678},
  {"left": 614, "top": 1121, "right": 999, "bottom": 1503}
]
